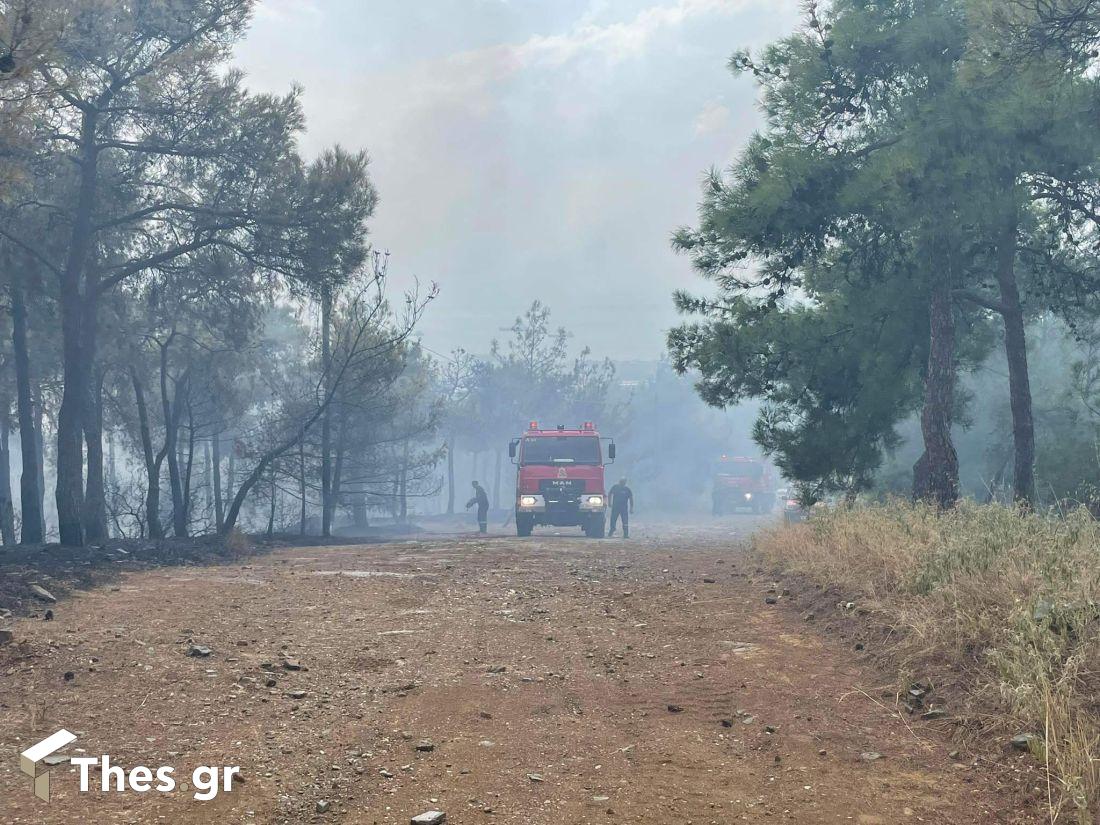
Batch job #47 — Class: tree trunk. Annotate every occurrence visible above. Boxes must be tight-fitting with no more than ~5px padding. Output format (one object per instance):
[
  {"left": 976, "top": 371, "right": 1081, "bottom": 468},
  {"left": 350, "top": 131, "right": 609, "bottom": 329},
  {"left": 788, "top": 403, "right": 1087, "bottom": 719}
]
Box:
[
  {"left": 299, "top": 441, "right": 307, "bottom": 535},
  {"left": 81, "top": 322, "right": 108, "bottom": 543},
  {"left": 212, "top": 433, "right": 224, "bottom": 531},
  {"left": 446, "top": 434, "right": 455, "bottom": 515},
  {"left": 226, "top": 438, "right": 236, "bottom": 508},
  {"left": 352, "top": 485, "right": 368, "bottom": 528},
  {"left": 182, "top": 406, "right": 196, "bottom": 530},
  {"left": 34, "top": 403, "right": 45, "bottom": 539},
  {"left": 108, "top": 427, "right": 117, "bottom": 491},
  {"left": 11, "top": 274, "right": 42, "bottom": 544},
  {"left": 399, "top": 439, "right": 409, "bottom": 523},
  {"left": 56, "top": 282, "right": 87, "bottom": 545},
  {"left": 0, "top": 412, "right": 16, "bottom": 546},
  {"left": 330, "top": 413, "right": 348, "bottom": 533},
  {"left": 320, "top": 285, "right": 334, "bottom": 538},
  {"left": 995, "top": 212, "right": 1036, "bottom": 506},
  {"left": 914, "top": 273, "right": 959, "bottom": 508},
  {"left": 203, "top": 439, "right": 214, "bottom": 532},
  {"left": 56, "top": 111, "right": 100, "bottom": 546},
  {"left": 132, "top": 368, "right": 168, "bottom": 540},
  {"left": 158, "top": 340, "right": 188, "bottom": 538},
  {"left": 266, "top": 468, "right": 277, "bottom": 538}
]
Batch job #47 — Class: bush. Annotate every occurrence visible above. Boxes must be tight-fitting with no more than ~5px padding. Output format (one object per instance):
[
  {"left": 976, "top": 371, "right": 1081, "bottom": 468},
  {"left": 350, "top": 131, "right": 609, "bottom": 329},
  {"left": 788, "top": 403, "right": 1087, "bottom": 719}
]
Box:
[
  {"left": 224, "top": 528, "right": 253, "bottom": 560},
  {"left": 755, "top": 501, "right": 1100, "bottom": 823}
]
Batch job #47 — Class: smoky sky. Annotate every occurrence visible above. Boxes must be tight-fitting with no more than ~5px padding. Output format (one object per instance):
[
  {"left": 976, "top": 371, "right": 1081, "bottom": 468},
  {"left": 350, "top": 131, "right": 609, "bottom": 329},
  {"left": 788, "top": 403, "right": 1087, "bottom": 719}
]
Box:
[{"left": 233, "top": 0, "right": 802, "bottom": 361}]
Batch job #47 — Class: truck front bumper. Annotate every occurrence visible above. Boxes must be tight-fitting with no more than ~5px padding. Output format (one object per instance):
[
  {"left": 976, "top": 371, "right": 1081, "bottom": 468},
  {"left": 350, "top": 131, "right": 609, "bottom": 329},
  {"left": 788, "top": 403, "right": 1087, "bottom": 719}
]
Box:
[{"left": 517, "top": 494, "right": 605, "bottom": 527}]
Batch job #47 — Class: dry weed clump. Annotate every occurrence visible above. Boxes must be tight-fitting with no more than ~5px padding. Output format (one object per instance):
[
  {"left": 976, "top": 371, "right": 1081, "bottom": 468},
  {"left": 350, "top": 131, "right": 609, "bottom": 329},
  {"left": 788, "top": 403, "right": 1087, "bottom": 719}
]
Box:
[
  {"left": 224, "top": 528, "right": 253, "bottom": 560},
  {"left": 755, "top": 501, "right": 1100, "bottom": 823}
]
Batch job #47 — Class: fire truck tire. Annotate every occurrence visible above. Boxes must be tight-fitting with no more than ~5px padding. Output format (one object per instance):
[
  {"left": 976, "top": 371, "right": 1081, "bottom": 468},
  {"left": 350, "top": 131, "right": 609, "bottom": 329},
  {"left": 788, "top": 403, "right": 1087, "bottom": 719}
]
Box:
[
  {"left": 516, "top": 514, "right": 534, "bottom": 537},
  {"left": 584, "top": 514, "right": 606, "bottom": 539}
]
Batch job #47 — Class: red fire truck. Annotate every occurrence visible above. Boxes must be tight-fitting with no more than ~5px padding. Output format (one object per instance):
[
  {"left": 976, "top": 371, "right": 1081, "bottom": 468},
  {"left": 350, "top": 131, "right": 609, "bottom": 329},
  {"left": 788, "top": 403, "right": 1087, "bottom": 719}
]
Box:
[
  {"left": 712, "top": 456, "right": 776, "bottom": 515},
  {"left": 509, "top": 422, "right": 616, "bottom": 538}
]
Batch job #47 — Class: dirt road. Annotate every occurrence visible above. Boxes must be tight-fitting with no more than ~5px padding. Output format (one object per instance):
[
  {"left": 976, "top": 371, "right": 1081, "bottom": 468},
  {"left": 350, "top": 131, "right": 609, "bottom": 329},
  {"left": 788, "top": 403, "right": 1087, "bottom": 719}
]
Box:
[{"left": 0, "top": 520, "right": 1036, "bottom": 824}]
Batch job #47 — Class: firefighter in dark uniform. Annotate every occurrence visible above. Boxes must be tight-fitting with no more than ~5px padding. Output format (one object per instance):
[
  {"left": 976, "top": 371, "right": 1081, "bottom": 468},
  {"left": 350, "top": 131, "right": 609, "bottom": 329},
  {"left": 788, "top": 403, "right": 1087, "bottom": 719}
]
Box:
[
  {"left": 466, "top": 481, "right": 490, "bottom": 534},
  {"left": 608, "top": 477, "right": 634, "bottom": 538}
]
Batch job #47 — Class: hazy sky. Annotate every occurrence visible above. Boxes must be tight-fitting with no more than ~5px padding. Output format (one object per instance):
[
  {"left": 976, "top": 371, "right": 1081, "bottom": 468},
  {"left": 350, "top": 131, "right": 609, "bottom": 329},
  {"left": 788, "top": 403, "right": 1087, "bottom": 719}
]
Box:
[{"left": 233, "top": 0, "right": 803, "bottom": 361}]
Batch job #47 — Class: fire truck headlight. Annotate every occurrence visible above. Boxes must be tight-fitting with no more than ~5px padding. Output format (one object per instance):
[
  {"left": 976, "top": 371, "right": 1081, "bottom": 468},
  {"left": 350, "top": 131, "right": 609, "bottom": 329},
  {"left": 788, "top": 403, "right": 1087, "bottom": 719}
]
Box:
[
  {"left": 744, "top": 492, "right": 753, "bottom": 501},
  {"left": 519, "top": 495, "right": 538, "bottom": 508},
  {"left": 586, "top": 495, "right": 604, "bottom": 507}
]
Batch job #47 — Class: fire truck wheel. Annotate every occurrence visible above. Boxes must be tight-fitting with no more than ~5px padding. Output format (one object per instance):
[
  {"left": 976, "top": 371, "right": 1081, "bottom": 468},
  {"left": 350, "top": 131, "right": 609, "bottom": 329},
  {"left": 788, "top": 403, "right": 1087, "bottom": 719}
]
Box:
[
  {"left": 584, "top": 514, "right": 606, "bottom": 539},
  {"left": 516, "top": 514, "right": 534, "bottom": 537}
]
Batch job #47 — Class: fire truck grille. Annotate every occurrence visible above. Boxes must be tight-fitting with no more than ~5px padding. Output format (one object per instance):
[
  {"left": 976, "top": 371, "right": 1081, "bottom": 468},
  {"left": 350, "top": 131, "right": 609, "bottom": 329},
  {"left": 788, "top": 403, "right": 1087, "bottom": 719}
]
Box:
[{"left": 538, "top": 479, "right": 585, "bottom": 502}]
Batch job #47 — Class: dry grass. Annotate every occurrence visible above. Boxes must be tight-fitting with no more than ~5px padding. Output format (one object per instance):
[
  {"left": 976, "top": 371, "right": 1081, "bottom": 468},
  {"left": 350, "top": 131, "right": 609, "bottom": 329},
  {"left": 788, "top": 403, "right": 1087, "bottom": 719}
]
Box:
[
  {"left": 756, "top": 501, "right": 1100, "bottom": 823},
  {"left": 224, "top": 527, "right": 253, "bottom": 560}
]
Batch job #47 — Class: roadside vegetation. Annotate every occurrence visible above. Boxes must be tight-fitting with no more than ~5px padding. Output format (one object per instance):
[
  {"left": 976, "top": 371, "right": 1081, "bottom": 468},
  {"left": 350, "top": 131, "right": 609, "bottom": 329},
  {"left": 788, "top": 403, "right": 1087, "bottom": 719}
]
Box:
[
  {"left": 672, "top": 6, "right": 1100, "bottom": 817},
  {"left": 757, "top": 502, "right": 1100, "bottom": 823}
]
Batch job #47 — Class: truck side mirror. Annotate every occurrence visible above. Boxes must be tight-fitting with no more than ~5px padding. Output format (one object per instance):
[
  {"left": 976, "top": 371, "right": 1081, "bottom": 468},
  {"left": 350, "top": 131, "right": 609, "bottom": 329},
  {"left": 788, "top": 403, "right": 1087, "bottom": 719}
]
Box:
[
  {"left": 608, "top": 443, "right": 616, "bottom": 461},
  {"left": 508, "top": 439, "right": 518, "bottom": 459}
]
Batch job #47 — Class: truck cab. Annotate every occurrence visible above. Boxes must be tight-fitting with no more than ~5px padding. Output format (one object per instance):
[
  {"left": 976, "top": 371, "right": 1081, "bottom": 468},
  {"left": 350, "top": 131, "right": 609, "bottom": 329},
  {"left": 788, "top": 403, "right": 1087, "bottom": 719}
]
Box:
[
  {"left": 712, "top": 456, "right": 776, "bottom": 515},
  {"left": 509, "top": 422, "right": 615, "bottom": 538}
]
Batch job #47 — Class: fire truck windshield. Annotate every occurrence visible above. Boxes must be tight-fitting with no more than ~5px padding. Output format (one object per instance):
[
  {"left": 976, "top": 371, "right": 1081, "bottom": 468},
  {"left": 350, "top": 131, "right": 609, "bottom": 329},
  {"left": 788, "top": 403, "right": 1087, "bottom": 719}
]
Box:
[{"left": 521, "top": 436, "right": 601, "bottom": 465}]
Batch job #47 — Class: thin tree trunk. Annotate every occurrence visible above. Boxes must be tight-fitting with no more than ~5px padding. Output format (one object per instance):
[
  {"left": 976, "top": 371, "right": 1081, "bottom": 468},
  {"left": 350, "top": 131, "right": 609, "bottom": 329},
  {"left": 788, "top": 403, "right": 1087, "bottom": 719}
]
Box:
[
  {"left": 320, "top": 285, "right": 334, "bottom": 538},
  {"left": 995, "top": 211, "right": 1036, "bottom": 506},
  {"left": 352, "top": 484, "right": 368, "bottom": 528},
  {"left": 212, "top": 433, "right": 224, "bottom": 531},
  {"left": 11, "top": 274, "right": 42, "bottom": 544},
  {"left": 108, "top": 427, "right": 117, "bottom": 491},
  {"left": 203, "top": 439, "right": 214, "bottom": 532},
  {"left": 56, "top": 285, "right": 87, "bottom": 545},
  {"left": 226, "top": 439, "right": 236, "bottom": 509},
  {"left": 132, "top": 368, "right": 166, "bottom": 540},
  {"left": 266, "top": 468, "right": 277, "bottom": 538},
  {"left": 330, "top": 413, "right": 348, "bottom": 533},
  {"left": 399, "top": 439, "right": 409, "bottom": 523},
  {"left": 914, "top": 272, "right": 959, "bottom": 508},
  {"left": 56, "top": 111, "right": 100, "bottom": 546},
  {"left": 182, "top": 406, "right": 196, "bottom": 530},
  {"left": 158, "top": 340, "right": 188, "bottom": 538},
  {"left": 82, "top": 340, "right": 108, "bottom": 542},
  {"left": 105, "top": 427, "right": 116, "bottom": 537},
  {"left": 446, "top": 434, "right": 455, "bottom": 515},
  {"left": 0, "top": 412, "right": 16, "bottom": 546},
  {"left": 34, "top": 403, "right": 45, "bottom": 539},
  {"left": 299, "top": 441, "right": 307, "bottom": 536}
]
